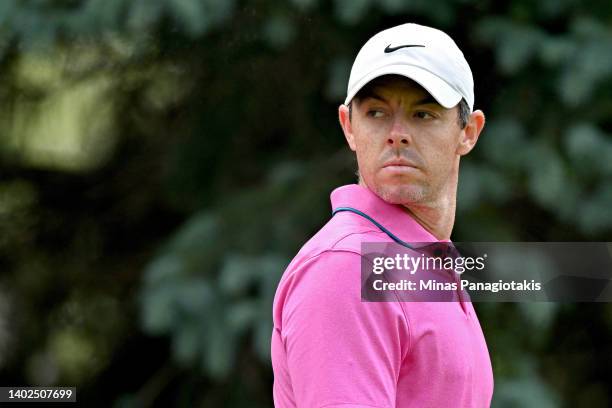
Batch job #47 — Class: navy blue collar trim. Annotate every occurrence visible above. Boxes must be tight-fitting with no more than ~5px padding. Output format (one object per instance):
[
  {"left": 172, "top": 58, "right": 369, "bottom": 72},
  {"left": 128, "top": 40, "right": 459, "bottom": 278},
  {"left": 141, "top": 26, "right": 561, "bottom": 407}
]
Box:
[{"left": 332, "top": 206, "right": 414, "bottom": 249}]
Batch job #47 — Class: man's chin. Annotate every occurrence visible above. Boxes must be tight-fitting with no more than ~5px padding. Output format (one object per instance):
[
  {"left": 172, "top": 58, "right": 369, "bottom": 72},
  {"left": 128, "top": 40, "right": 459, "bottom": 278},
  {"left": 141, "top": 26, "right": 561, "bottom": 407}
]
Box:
[{"left": 373, "top": 183, "right": 426, "bottom": 205}]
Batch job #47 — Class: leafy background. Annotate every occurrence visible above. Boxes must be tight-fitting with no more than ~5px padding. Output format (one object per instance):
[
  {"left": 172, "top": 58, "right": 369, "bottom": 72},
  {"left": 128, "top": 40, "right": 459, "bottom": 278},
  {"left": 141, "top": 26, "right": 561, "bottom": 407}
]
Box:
[{"left": 0, "top": 0, "right": 611, "bottom": 406}]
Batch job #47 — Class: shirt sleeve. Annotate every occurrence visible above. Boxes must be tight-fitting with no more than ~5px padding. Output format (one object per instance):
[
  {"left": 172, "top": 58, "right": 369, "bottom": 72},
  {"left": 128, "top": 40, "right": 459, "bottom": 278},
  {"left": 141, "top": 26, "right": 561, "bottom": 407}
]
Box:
[{"left": 280, "top": 250, "right": 411, "bottom": 408}]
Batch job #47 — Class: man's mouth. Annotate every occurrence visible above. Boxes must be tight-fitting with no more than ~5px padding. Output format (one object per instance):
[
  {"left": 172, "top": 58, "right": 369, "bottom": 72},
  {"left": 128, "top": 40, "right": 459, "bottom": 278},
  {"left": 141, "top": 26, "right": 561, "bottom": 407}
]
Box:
[{"left": 383, "top": 159, "right": 418, "bottom": 169}]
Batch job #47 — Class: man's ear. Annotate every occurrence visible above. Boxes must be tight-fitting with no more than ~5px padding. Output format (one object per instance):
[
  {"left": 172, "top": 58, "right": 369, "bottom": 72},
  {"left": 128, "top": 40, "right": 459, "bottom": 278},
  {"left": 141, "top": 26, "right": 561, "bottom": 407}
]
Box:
[
  {"left": 339, "top": 104, "right": 357, "bottom": 151},
  {"left": 457, "top": 109, "right": 485, "bottom": 156}
]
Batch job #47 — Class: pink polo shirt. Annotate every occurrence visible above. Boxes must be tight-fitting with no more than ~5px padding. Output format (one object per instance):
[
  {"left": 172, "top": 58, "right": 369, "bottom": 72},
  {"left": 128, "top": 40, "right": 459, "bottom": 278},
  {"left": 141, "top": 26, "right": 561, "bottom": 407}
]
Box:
[{"left": 271, "top": 184, "right": 493, "bottom": 408}]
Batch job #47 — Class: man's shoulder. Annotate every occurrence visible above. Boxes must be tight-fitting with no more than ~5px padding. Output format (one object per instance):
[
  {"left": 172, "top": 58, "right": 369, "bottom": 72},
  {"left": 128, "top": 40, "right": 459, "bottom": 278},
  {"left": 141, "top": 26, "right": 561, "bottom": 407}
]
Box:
[
  {"left": 273, "top": 210, "right": 394, "bottom": 305},
  {"left": 295, "top": 211, "right": 384, "bottom": 261}
]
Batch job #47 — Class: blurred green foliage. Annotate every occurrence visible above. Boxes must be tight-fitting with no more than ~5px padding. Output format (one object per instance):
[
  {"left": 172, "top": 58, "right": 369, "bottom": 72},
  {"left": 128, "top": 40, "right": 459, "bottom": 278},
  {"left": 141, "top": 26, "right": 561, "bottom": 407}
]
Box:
[{"left": 0, "top": 0, "right": 611, "bottom": 407}]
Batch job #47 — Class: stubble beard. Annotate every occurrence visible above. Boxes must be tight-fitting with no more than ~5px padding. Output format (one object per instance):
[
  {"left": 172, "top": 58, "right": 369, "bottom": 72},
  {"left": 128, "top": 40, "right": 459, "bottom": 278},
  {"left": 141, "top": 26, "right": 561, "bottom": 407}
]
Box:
[
  {"left": 374, "top": 182, "right": 429, "bottom": 206},
  {"left": 359, "top": 172, "right": 431, "bottom": 206}
]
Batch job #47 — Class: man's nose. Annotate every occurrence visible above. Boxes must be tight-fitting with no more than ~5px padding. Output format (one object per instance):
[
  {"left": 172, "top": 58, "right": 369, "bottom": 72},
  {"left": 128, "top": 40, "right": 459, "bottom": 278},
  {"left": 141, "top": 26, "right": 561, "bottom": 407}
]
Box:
[{"left": 387, "top": 116, "right": 411, "bottom": 146}]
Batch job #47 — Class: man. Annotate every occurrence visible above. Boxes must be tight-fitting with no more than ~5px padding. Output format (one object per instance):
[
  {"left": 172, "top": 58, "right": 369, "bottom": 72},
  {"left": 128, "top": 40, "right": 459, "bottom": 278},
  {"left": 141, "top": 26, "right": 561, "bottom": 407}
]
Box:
[{"left": 271, "top": 23, "right": 493, "bottom": 407}]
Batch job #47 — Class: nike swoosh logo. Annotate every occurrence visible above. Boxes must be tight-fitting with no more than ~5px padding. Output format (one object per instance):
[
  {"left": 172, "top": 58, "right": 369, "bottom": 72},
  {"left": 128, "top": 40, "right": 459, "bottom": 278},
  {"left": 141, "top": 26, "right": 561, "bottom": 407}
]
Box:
[{"left": 384, "top": 44, "right": 425, "bottom": 53}]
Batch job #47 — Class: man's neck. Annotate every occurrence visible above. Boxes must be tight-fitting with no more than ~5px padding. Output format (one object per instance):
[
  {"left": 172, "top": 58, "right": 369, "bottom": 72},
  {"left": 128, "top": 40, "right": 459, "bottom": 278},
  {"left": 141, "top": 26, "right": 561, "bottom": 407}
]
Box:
[
  {"left": 402, "top": 198, "right": 455, "bottom": 241},
  {"left": 360, "top": 173, "right": 458, "bottom": 241}
]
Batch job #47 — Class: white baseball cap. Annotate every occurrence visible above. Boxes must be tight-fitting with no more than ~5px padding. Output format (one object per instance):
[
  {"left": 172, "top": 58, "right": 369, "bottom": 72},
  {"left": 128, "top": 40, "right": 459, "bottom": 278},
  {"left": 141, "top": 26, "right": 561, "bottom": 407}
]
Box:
[{"left": 345, "top": 23, "right": 474, "bottom": 111}]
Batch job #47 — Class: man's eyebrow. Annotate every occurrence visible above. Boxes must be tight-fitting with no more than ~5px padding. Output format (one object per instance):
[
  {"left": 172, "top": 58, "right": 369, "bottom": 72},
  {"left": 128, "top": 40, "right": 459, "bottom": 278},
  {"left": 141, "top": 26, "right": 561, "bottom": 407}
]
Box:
[
  {"left": 360, "top": 92, "right": 441, "bottom": 106},
  {"left": 362, "top": 91, "right": 387, "bottom": 102},
  {"left": 413, "top": 94, "right": 440, "bottom": 106}
]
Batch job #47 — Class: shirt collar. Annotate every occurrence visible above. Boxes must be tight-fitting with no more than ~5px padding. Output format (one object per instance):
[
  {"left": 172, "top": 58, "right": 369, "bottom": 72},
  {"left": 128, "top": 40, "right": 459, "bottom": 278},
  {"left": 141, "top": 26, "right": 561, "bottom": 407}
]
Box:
[{"left": 330, "top": 184, "right": 447, "bottom": 244}]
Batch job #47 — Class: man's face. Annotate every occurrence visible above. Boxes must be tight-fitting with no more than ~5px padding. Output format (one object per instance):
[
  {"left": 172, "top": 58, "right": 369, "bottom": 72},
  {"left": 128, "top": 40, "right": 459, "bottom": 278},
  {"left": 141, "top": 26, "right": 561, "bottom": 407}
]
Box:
[{"left": 339, "top": 76, "right": 482, "bottom": 206}]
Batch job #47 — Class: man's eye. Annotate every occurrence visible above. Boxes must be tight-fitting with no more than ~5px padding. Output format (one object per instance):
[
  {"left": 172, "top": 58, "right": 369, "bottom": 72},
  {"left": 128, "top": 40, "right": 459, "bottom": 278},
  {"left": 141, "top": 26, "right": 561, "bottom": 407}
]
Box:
[
  {"left": 415, "top": 111, "right": 434, "bottom": 119},
  {"left": 367, "top": 110, "right": 385, "bottom": 118}
]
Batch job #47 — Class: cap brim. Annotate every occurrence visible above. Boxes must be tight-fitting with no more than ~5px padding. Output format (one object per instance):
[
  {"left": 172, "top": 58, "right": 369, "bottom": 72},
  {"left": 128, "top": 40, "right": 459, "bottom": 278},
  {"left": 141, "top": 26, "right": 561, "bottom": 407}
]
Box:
[{"left": 344, "top": 64, "right": 463, "bottom": 109}]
